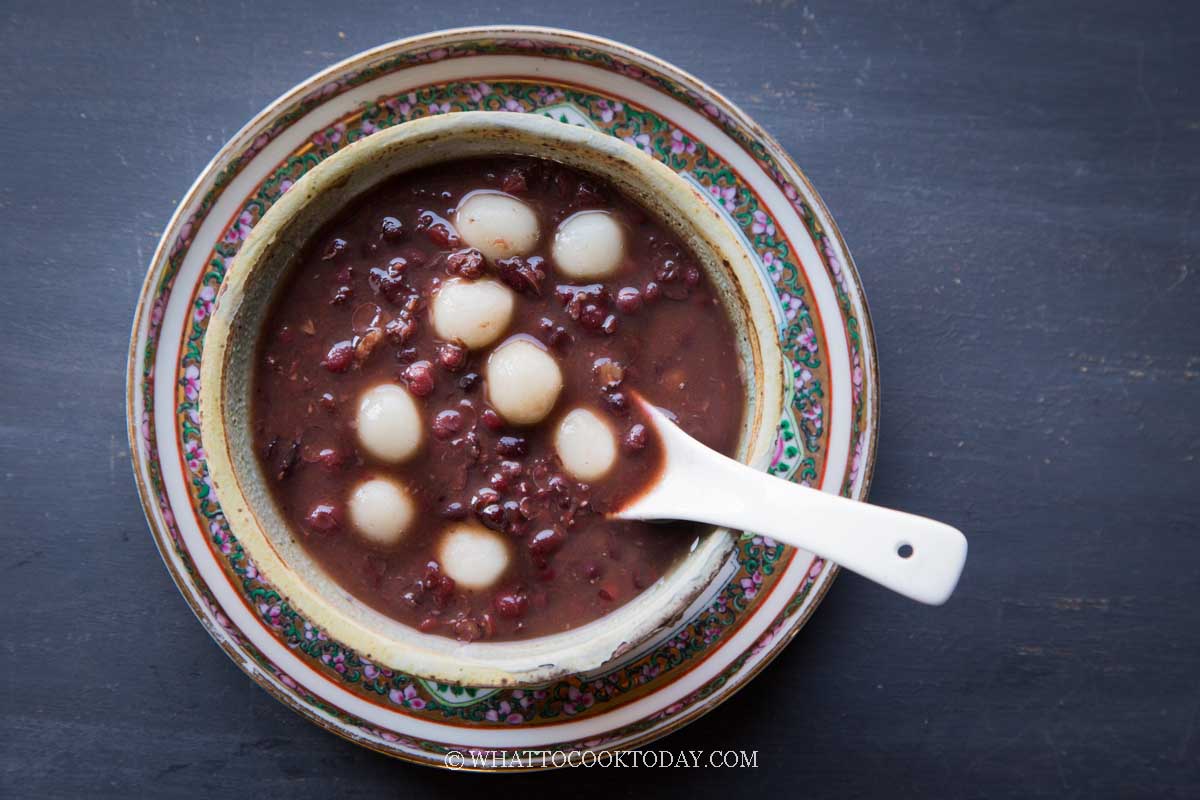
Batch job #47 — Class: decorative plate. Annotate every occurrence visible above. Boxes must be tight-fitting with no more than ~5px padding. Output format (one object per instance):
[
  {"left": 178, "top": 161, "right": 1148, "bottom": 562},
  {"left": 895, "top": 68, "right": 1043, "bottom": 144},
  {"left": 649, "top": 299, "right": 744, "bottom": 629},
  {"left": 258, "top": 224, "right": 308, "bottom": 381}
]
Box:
[{"left": 127, "top": 26, "right": 879, "bottom": 770}]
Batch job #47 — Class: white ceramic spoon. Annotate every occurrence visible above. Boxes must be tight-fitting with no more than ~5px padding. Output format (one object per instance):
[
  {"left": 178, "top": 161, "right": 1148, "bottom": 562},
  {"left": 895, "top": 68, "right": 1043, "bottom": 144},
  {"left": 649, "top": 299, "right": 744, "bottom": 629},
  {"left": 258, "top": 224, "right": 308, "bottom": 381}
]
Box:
[{"left": 613, "top": 399, "right": 969, "bottom": 605}]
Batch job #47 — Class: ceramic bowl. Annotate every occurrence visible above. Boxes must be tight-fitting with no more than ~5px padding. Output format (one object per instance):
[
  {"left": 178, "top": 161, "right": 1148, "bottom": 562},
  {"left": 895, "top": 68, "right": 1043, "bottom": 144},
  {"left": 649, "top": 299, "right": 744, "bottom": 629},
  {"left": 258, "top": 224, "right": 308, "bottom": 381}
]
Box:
[{"left": 199, "top": 110, "right": 785, "bottom": 687}]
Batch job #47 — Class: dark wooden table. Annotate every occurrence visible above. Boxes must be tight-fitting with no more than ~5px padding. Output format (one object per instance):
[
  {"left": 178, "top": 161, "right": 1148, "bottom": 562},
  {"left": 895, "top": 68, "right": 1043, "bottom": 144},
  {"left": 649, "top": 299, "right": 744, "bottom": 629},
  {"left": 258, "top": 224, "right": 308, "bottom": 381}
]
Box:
[{"left": 3, "top": 1, "right": 1197, "bottom": 797}]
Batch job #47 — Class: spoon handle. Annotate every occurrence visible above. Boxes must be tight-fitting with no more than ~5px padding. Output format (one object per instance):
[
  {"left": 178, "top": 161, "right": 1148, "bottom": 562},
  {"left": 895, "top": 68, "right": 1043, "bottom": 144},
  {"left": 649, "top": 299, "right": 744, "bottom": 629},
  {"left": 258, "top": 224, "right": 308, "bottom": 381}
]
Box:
[{"left": 618, "top": 405, "right": 968, "bottom": 605}]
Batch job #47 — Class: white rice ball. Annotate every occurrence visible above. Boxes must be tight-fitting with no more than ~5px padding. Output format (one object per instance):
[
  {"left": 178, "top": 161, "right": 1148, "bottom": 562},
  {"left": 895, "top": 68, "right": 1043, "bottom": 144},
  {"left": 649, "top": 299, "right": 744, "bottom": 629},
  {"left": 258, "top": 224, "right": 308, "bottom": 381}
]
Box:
[
  {"left": 455, "top": 192, "right": 540, "bottom": 262},
  {"left": 356, "top": 384, "right": 422, "bottom": 464},
  {"left": 485, "top": 337, "right": 563, "bottom": 425},
  {"left": 437, "top": 524, "right": 510, "bottom": 590},
  {"left": 551, "top": 211, "right": 626, "bottom": 280},
  {"left": 431, "top": 277, "right": 515, "bottom": 350},
  {"left": 555, "top": 407, "right": 618, "bottom": 482},
  {"left": 348, "top": 478, "right": 415, "bottom": 546}
]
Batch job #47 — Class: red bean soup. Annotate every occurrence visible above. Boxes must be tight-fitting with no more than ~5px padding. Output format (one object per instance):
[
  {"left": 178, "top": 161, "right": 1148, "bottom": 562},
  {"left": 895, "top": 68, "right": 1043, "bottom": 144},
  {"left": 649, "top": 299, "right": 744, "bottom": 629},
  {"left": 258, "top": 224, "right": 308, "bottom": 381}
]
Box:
[{"left": 252, "top": 156, "right": 747, "bottom": 642}]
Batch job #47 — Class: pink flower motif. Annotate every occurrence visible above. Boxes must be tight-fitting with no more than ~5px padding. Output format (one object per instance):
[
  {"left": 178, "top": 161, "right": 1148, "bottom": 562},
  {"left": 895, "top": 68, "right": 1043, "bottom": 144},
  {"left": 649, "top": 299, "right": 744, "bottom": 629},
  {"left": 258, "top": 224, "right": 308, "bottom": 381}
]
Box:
[
  {"left": 563, "top": 685, "right": 595, "bottom": 715},
  {"left": 740, "top": 569, "right": 764, "bottom": 599},
  {"left": 193, "top": 284, "right": 216, "bottom": 322},
  {"left": 389, "top": 684, "right": 426, "bottom": 709},
  {"left": 181, "top": 365, "right": 200, "bottom": 401},
  {"left": 596, "top": 98, "right": 625, "bottom": 123},
  {"left": 312, "top": 122, "right": 347, "bottom": 147},
  {"left": 809, "top": 558, "right": 825, "bottom": 578},
  {"left": 751, "top": 209, "right": 776, "bottom": 236},
  {"left": 208, "top": 520, "right": 231, "bottom": 554},
  {"left": 279, "top": 179, "right": 293, "bottom": 194},
  {"left": 257, "top": 602, "right": 283, "bottom": 627},
  {"left": 185, "top": 439, "right": 206, "bottom": 473},
  {"left": 752, "top": 534, "right": 779, "bottom": 549},
  {"left": 778, "top": 291, "right": 804, "bottom": 322},
  {"left": 848, "top": 433, "right": 866, "bottom": 487},
  {"left": 622, "top": 133, "right": 652, "bottom": 155},
  {"left": 503, "top": 98, "right": 522, "bottom": 112},
  {"left": 427, "top": 101, "right": 451, "bottom": 115},
  {"left": 428, "top": 48, "right": 448, "bottom": 61},
  {"left": 243, "top": 559, "right": 258, "bottom": 580},
  {"left": 484, "top": 700, "right": 522, "bottom": 723},
  {"left": 150, "top": 297, "right": 165, "bottom": 328},
  {"left": 386, "top": 92, "right": 417, "bottom": 117},
  {"left": 708, "top": 183, "right": 737, "bottom": 211},
  {"left": 799, "top": 326, "right": 818, "bottom": 353},
  {"left": 361, "top": 119, "right": 377, "bottom": 136},
  {"left": 669, "top": 128, "right": 696, "bottom": 155},
  {"left": 222, "top": 210, "right": 253, "bottom": 244},
  {"left": 466, "top": 82, "right": 492, "bottom": 103},
  {"left": 751, "top": 626, "right": 778, "bottom": 656}
]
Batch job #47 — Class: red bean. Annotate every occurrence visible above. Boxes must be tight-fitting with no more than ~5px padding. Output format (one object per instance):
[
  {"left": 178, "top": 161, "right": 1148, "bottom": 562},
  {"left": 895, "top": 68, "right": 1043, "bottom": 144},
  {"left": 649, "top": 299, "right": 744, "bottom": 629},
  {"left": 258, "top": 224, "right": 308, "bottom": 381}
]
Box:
[
  {"left": 624, "top": 423, "right": 648, "bottom": 451},
  {"left": 437, "top": 341, "right": 468, "bottom": 372},
  {"left": 316, "top": 448, "right": 343, "bottom": 470},
  {"left": 529, "top": 527, "right": 566, "bottom": 559},
  {"left": 379, "top": 216, "right": 404, "bottom": 240},
  {"left": 441, "top": 502, "right": 468, "bottom": 519},
  {"left": 321, "top": 237, "right": 347, "bottom": 261},
  {"left": 500, "top": 169, "right": 528, "bottom": 194},
  {"left": 493, "top": 592, "right": 528, "bottom": 619},
  {"left": 305, "top": 503, "right": 341, "bottom": 532},
  {"left": 446, "top": 247, "right": 485, "bottom": 279},
  {"left": 496, "top": 436, "right": 528, "bottom": 457},
  {"left": 603, "top": 391, "right": 629, "bottom": 416},
  {"left": 477, "top": 503, "right": 505, "bottom": 531},
  {"left": 432, "top": 409, "right": 464, "bottom": 440},
  {"left": 458, "top": 371, "right": 481, "bottom": 392},
  {"left": 321, "top": 341, "right": 355, "bottom": 373},
  {"left": 616, "top": 286, "right": 642, "bottom": 313},
  {"left": 432, "top": 575, "right": 455, "bottom": 606},
  {"left": 384, "top": 314, "right": 417, "bottom": 345},
  {"left": 405, "top": 360, "right": 435, "bottom": 397}
]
